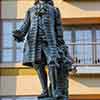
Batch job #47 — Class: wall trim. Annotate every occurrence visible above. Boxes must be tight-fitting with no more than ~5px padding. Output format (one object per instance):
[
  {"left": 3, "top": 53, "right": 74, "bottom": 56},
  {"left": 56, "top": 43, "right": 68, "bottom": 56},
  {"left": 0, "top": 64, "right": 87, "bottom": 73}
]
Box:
[
  {"left": 62, "top": 17, "right": 100, "bottom": 25},
  {"left": 1, "top": 17, "right": 100, "bottom": 25},
  {"left": 1, "top": 94, "right": 100, "bottom": 100},
  {"left": 69, "top": 94, "right": 100, "bottom": 100},
  {"left": 1, "top": 67, "right": 100, "bottom": 77}
]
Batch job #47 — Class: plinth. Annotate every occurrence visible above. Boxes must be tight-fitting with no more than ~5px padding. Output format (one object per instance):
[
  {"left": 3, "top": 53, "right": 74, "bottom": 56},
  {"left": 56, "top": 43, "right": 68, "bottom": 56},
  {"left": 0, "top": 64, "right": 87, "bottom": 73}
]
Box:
[
  {"left": 38, "top": 97, "right": 56, "bottom": 100},
  {"left": 38, "top": 97, "right": 68, "bottom": 100}
]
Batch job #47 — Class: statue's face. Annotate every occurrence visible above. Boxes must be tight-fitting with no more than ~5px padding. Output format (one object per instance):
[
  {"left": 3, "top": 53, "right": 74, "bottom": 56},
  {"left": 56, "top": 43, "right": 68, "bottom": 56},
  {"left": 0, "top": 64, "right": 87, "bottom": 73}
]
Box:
[
  {"left": 39, "top": 0, "right": 46, "bottom": 1},
  {"left": 48, "top": 0, "right": 54, "bottom": 6},
  {"left": 39, "top": 0, "right": 54, "bottom": 5}
]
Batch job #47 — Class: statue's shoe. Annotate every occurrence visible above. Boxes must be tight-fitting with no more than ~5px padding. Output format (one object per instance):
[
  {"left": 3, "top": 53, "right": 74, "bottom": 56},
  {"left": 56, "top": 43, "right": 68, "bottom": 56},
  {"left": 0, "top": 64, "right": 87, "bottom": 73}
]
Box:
[
  {"left": 54, "top": 91, "right": 65, "bottom": 99},
  {"left": 38, "top": 91, "right": 49, "bottom": 98},
  {"left": 55, "top": 95, "right": 68, "bottom": 100}
]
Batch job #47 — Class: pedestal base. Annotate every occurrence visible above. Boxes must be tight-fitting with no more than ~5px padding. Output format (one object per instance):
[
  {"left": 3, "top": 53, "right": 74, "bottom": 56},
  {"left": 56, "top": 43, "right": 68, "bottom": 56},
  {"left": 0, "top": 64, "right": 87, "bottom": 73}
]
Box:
[
  {"left": 38, "top": 97, "right": 56, "bottom": 100},
  {"left": 38, "top": 97, "right": 68, "bottom": 100}
]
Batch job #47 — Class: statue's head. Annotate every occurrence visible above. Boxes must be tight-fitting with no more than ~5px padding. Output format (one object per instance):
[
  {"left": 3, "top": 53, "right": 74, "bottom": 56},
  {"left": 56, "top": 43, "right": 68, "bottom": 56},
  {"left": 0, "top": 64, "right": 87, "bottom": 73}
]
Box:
[
  {"left": 34, "top": 0, "right": 54, "bottom": 6},
  {"left": 48, "top": 0, "right": 54, "bottom": 6},
  {"left": 34, "top": 0, "right": 39, "bottom": 5}
]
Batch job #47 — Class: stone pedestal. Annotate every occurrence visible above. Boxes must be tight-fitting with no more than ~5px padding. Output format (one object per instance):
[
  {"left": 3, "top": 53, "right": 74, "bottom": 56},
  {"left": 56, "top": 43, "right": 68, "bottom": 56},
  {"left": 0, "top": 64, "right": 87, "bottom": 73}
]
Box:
[
  {"left": 38, "top": 97, "right": 56, "bottom": 100},
  {"left": 38, "top": 97, "right": 68, "bottom": 100}
]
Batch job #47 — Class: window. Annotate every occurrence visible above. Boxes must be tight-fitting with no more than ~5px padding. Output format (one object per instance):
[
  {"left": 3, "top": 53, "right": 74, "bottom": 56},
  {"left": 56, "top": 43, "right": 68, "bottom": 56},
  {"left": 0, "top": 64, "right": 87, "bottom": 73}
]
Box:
[
  {"left": 2, "top": 22, "right": 13, "bottom": 62},
  {"left": 1, "top": 20, "right": 23, "bottom": 63},
  {"left": 75, "top": 30, "right": 92, "bottom": 64},
  {"left": 64, "top": 26, "right": 100, "bottom": 65}
]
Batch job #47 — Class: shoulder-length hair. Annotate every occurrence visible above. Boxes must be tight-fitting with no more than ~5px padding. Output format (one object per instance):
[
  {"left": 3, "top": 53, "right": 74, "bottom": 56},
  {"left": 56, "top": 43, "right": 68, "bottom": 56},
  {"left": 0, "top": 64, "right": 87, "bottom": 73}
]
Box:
[{"left": 34, "top": 0, "right": 39, "bottom": 5}]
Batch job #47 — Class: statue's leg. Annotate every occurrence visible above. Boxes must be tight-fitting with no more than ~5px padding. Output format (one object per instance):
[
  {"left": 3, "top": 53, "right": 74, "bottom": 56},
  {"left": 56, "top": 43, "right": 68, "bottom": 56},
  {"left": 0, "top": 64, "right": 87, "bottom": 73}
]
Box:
[
  {"left": 54, "top": 62, "right": 69, "bottom": 100},
  {"left": 42, "top": 46, "right": 60, "bottom": 98},
  {"left": 62, "top": 64, "right": 69, "bottom": 100},
  {"left": 63, "top": 70, "right": 69, "bottom": 100},
  {"left": 55, "top": 64, "right": 65, "bottom": 98},
  {"left": 34, "top": 64, "right": 48, "bottom": 98},
  {"left": 48, "top": 64, "right": 56, "bottom": 97}
]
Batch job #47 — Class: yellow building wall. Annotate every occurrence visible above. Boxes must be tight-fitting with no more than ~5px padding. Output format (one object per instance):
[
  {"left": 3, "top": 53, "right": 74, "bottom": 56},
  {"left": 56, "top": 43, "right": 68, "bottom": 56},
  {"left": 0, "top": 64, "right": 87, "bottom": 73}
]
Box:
[
  {"left": 17, "top": 0, "right": 34, "bottom": 19},
  {"left": 1, "top": 0, "right": 17, "bottom": 19},
  {"left": 2, "top": 0, "right": 100, "bottom": 19},
  {"left": 69, "top": 76, "right": 100, "bottom": 95},
  {"left": 1, "top": 75, "right": 100, "bottom": 96},
  {"left": 54, "top": 0, "right": 100, "bottom": 18}
]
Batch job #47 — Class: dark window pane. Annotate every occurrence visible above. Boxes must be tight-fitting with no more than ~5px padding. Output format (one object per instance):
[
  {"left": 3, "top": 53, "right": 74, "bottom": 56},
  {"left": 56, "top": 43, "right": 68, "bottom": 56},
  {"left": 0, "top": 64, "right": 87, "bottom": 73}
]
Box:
[
  {"left": 16, "top": 49, "right": 23, "bottom": 62},
  {"left": 64, "top": 30, "right": 72, "bottom": 44},
  {"left": 16, "top": 21, "right": 23, "bottom": 29},
  {"left": 96, "top": 30, "right": 100, "bottom": 42},
  {"left": 2, "top": 49, "right": 13, "bottom": 62},
  {"left": 75, "top": 30, "right": 92, "bottom": 43},
  {"left": 74, "top": 45, "right": 92, "bottom": 64},
  {"left": 63, "top": 30, "right": 73, "bottom": 56},
  {"left": 96, "top": 30, "right": 100, "bottom": 63},
  {"left": 3, "top": 22, "right": 13, "bottom": 48},
  {"left": 96, "top": 45, "right": 100, "bottom": 63},
  {"left": 16, "top": 42, "right": 24, "bottom": 49}
]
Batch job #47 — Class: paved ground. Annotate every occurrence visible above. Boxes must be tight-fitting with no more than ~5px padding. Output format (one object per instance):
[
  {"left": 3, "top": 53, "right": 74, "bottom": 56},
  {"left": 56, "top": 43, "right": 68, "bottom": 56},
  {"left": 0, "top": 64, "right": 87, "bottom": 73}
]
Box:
[
  {"left": 0, "top": 97, "right": 58, "bottom": 100},
  {"left": 0, "top": 97, "right": 38, "bottom": 100}
]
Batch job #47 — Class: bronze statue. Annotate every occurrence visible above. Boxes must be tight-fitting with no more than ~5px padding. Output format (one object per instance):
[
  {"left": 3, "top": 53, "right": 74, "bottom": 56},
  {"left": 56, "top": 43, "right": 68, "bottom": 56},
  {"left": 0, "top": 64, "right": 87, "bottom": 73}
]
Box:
[{"left": 12, "top": 0, "right": 74, "bottom": 100}]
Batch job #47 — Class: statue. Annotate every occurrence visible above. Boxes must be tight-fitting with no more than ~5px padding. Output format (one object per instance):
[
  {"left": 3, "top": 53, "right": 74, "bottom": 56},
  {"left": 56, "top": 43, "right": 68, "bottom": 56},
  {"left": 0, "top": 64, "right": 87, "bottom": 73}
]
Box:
[{"left": 12, "top": 0, "right": 74, "bottom": 100}]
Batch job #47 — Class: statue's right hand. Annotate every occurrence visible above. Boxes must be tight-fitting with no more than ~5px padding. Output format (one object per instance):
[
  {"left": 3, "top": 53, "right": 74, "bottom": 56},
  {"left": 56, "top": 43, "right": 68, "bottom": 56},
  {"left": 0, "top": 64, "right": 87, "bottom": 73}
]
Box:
[
  {"left": 12, "top": 30, "right": 18, "bottom": 34},
  {"left": 12, "top": 30, "right": 21, "bottom": 38},
  {"left": 12, "top": 30, "right": 24, "bottom": 42}
]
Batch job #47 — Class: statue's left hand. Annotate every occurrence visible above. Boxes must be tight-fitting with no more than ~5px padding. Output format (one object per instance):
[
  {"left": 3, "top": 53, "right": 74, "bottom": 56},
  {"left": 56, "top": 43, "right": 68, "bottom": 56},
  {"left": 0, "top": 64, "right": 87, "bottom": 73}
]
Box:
[{"left": 69, "top": 65, "right": 77, "bottom": 73}]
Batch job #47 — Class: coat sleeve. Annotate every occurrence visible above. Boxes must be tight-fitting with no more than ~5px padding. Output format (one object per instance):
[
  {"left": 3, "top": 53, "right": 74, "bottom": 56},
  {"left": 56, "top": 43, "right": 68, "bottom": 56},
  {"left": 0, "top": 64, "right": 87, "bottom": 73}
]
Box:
[
  {"left": 18, "top": 8, "right": 31, "bottom": 36},
  {"left": 12, "top": 9, "right": 31, "bottom": 42},
  {"left": 55, "top": 8, "right": 65, "bottom": 47}
]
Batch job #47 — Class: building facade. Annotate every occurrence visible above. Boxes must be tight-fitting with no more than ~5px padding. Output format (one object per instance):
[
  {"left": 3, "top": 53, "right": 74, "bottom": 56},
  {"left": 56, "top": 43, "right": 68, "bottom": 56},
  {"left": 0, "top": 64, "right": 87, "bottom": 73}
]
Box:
[{"left": 0, "top": 0, "right": 100, "bottom": 100}]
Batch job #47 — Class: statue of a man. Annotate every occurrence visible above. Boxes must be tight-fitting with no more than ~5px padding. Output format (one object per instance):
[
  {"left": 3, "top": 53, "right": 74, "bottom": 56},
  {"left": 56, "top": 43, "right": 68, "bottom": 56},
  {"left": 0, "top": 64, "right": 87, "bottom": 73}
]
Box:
[{"left": 12, "top": 0, "right": 74, "bottom": 99}]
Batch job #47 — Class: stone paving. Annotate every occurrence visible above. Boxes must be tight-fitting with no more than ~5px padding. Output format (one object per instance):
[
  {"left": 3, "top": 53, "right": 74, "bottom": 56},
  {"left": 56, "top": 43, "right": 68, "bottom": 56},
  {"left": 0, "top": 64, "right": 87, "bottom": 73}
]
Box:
[
  {"left": 0, "top": 96, "right": 67, "bottom": 100},
  {"left": 0, "top": 97, "right": 37, "bottom": 100}
]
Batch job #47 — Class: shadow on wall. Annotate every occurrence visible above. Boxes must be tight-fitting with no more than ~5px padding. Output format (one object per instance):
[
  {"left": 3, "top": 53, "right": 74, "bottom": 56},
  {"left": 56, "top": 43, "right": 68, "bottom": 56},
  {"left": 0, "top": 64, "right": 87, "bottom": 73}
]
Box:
[
  {"left": 0, "top": 76, "right": 17, "bottom": 96},
  {"left": 70, "top": 76, "right": 100, "bottom": 88},
  {"left": 1, "top": 0, "right": 17, "bottom": 19},
  {"left": 63, "top": 0, "right": 100, "bottom": 11},
  {"left": 0, "top": 68, "right": 41, "bottom": 96}
]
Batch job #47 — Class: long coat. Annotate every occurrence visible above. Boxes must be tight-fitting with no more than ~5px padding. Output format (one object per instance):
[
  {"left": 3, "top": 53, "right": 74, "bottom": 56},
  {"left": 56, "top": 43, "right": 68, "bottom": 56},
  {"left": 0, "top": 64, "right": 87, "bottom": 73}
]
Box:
[
  {"left": 13, "top": 2, "right": 73, "bottom": 69},
  {"left": 13, "top": 2, "right": 58, "bottom": 67}
]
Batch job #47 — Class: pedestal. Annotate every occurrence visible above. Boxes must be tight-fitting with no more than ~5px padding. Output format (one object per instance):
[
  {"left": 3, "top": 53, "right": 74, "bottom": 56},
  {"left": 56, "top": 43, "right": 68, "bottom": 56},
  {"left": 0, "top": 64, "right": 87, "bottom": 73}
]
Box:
[
  {"left": 38, "top": 97, "right": 56, "bottom": 100},
  {"left": 37, "top": 97, "right": 68, "bottom": 100}
]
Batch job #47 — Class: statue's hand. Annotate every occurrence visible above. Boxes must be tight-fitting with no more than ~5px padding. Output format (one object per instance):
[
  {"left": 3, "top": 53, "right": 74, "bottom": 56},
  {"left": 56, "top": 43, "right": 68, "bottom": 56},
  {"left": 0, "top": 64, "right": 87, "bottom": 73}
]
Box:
[
  {"left": 13, "top": 37, "right": 24, "bottom": 42},
  {"left": 69, "top": 65, "right": 77, "bottom": 73},
  {"left": 12, "top": 30, "right": 24, "bottom": 42}
]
